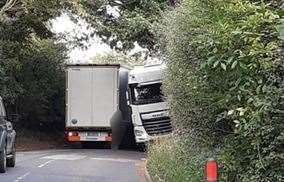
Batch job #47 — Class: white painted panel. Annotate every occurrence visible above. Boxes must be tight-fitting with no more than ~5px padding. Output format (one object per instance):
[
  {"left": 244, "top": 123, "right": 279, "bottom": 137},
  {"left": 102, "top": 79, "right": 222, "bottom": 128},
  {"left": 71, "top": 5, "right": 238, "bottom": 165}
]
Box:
[
  {"left": 92, "top": 67, "right": 118, "bottom": 127},
  {"left": 67, "top": 66, "right": 119, "bottom": 128},
  {"left": 42, "top": 155, "right": 86, "bottom": 160},
  {"left": 67, "top": 67, "right": 93, "bottom": 127}
]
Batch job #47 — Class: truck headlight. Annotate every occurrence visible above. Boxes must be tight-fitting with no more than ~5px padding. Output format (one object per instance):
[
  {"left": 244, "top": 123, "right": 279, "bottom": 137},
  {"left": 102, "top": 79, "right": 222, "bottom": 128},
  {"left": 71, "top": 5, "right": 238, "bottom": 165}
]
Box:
[{"left": 134, "top": 129, "right": 144, "bottom": 136}]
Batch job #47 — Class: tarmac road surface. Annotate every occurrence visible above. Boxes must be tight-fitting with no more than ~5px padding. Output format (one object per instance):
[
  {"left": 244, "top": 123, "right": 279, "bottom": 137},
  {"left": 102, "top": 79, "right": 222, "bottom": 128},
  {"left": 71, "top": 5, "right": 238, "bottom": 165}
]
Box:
[{"left": 0, "top": 149, "right": 148, "bottom": 182}]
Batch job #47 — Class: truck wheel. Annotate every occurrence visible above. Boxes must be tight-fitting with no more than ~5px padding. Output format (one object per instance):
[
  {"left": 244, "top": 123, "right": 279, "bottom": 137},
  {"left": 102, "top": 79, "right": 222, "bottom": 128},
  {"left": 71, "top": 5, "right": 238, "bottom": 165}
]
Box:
[
  {"left": 137, "top": 143, "right": 147, "bottom": 152},
  {"left": 7, "top": 144, "right": 15, "bottom": 167},
  {"left": 0, "top": 148, "right": 7, "bottom": 173},
  {"left": 105, "top": 142, "right": 112, "bottom": 149}
]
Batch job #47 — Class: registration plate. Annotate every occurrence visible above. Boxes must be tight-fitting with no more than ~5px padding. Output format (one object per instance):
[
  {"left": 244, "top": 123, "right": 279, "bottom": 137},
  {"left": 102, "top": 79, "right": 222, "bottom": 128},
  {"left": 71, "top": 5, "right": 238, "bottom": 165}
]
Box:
[{"left": 86, "top": 132, "right": 99, "bottom": 137}]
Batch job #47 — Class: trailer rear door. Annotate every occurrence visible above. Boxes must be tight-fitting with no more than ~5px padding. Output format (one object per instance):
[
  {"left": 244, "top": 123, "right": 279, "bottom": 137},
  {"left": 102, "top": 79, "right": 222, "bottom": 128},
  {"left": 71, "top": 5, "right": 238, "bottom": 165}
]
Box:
[
  {"left": 67, "top": 67, "right": 93, "bottom": 127},
  {"left": 92, "top": 67, "right": 118, "bottom": 127},
  {"left": 66, "top": 65, "right": 119, "bottom": 128}
]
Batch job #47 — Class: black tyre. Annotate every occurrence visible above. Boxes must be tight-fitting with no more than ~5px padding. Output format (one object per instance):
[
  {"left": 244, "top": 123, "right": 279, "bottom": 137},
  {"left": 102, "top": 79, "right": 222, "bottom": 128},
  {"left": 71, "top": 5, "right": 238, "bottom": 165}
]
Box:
[
  {"left": 7, "top": 144, "right": 15, "bottom": 167},
  {"left": 137, "top": 143, "right": 147, "bottom": 152},
  {"left": 0, "top": 148, "right": 7, "bottom": 173},
  {"left": 105, "top": 141, "right": 112, "bottom": 149}
]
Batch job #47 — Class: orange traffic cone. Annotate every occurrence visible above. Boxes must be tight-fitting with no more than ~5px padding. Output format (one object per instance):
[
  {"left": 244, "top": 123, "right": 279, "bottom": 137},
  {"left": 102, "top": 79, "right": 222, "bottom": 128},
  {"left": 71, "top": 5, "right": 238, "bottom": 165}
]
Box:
[{"left": 205, "top": 158, "right": 218, "bottom": 182}]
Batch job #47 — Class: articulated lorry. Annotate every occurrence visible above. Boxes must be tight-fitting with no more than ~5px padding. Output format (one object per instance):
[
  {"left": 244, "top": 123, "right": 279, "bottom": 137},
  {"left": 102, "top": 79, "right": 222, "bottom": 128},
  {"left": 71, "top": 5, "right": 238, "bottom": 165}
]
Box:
[
  {"left": 65, "top": 64, "right": 121, "bottom": 146},
  {"left": 65, "top": 63, "right": 172, "bottom": 149},
  {"left": 127, "top": 64, "right": 172, "bottom": 146}
]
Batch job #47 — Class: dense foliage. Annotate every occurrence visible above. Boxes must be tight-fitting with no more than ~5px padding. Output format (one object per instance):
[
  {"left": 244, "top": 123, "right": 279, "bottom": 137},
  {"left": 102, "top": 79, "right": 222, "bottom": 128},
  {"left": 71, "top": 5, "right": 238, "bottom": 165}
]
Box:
[
  {"left": 1, "top": 0, "right": 283, "bottom": 180},
  {"left": 0, "top": 0, "right": 68, "bottom": 131},
  {"left": 281, "top": 19, "right": 284, "bottom": 40},
  {"left": 91, "top": 53, "right": 144, "bottom": 66},
  {"left": 69, "top": 0, "right": 172, "bottom": 51},
  {"left": 148, "top": 0, "right": 284, "bottom": 181}
]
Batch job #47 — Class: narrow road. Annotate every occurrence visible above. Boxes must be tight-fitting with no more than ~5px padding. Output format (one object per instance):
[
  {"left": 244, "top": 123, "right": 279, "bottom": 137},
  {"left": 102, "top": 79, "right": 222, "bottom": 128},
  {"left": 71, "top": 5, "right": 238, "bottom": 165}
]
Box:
[{"left": 0, "top": 149, "right": 147, "bottom": 182}]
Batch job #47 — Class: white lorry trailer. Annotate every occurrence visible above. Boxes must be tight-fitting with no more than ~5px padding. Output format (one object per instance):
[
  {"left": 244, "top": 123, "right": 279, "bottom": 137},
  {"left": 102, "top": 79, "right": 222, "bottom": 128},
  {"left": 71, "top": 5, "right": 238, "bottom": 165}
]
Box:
[
  {"left": 128, "top": 64, "right": 172, "bottom": 146},
  {"left": 65, "top": 64, "right": 120, "bottom": 145}
]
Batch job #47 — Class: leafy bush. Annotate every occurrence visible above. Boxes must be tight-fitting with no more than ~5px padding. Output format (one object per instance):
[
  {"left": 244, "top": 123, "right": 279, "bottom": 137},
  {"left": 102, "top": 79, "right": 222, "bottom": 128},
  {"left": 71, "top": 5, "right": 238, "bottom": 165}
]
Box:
[
  {"left": 280, "top": 19, "right": 284, "bottom": 40},
  {"left": 0, "top": 38, "right": 67, "bottom": 131},
  {"left": 0, "top": 0, "right": 68, "bottom": 132},
  {"left": 73, "top": 0, "right": 169, "bottom": 51},
  {"left": 148, "top": 0, "right": 284, "bottom": 181},
  {"left": 91, "top": 53, "right": 144, "bottom": 67},
  {"left": 148, "top": 135, "right": 215, "bottom": 182}
]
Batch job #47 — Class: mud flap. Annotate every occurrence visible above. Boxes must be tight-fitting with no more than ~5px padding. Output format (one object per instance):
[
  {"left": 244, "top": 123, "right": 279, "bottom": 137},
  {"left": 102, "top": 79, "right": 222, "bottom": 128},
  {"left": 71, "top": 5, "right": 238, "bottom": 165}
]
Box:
[
  {"left": 110, "top": 110, "right": 136, "bottom": 150},
  {"left": 110, "top": 110, "right": 123, "bottom": 149}
]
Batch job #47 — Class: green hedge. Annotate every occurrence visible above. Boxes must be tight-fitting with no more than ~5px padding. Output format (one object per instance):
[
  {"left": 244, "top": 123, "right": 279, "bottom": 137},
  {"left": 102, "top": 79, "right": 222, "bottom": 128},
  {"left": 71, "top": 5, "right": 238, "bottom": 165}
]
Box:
[
  {"left": 148, "top": 0, "right": 284, "bottom": 181},
  {"left": 148, "top": 137, "right": 210, "bottom": 181}
]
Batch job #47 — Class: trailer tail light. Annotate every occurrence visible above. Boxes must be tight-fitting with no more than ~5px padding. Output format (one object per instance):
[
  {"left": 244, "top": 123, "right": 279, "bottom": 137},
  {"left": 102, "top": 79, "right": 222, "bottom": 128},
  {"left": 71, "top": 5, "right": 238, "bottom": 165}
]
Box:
[
  {"left": 205, "top": 158, "right": 218, "bottom": 182},
  {"left": 105, "top": 133, "right": 112, "bottom": 142},
  {"left": 68, "top": 131, "right": 79, "bottom": 137},
  {"left": 67, "top": 131, "right": 80, "bottom": 142}
]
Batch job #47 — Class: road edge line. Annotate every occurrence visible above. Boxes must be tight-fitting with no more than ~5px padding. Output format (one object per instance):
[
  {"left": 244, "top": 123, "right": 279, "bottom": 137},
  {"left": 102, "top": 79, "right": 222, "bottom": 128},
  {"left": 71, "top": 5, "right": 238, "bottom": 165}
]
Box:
[
  {"left": 144, "top": 161, "right": 153, "bottom": 182},
  {"left": 14, "top": 172, "right": 30, "bottom": 182}
]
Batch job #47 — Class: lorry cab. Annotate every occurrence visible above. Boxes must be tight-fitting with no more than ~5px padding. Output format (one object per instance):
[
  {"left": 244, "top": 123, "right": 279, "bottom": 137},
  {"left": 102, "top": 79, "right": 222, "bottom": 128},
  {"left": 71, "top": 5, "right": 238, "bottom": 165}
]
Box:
[
  {"left": 0, "top": 96, "right": 16, "bottom": 173},
  {"left": 128, "top": 65, "right": 172, "bottom": 145}
]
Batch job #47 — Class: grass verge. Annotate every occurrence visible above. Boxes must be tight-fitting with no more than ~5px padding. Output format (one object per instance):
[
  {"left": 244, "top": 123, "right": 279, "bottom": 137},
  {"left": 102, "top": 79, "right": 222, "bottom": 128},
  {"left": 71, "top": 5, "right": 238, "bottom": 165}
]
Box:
[
  {"left": 147, "top": 135, "right": 213, "bottom": 182},
  {"left": 16, "top": 129, "right": 65, "bottom": 151}
]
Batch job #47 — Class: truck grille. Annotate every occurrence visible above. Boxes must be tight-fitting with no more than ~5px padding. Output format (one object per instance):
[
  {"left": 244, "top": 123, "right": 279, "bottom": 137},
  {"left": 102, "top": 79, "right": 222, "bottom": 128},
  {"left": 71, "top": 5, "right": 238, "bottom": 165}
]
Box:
[{"left": 141, "top": 117, "right": 172, "bottom": 136}]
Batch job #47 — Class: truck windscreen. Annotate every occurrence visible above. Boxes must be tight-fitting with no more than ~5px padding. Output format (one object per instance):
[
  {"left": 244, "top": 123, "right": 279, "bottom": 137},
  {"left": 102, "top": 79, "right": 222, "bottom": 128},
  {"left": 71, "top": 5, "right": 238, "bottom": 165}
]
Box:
[{"left": 130, "top": 83, "right": 164, "bottom": 105}]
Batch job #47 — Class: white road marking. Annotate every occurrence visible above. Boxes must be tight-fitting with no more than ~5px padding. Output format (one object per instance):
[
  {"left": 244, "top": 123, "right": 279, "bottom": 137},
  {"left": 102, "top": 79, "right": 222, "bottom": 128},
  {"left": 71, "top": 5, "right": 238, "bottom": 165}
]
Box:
[
  {"left": 38, "top": 160, "right": 54, "bottom": 168},
  {"left": 42, "top": 154, "right": 86, "bottom": 161},
  {"left": 14, "top": 172, "right": 30, "bottom": 182},
  {"left": 91, "top": 157, "right": 138, "bottom": 163}
]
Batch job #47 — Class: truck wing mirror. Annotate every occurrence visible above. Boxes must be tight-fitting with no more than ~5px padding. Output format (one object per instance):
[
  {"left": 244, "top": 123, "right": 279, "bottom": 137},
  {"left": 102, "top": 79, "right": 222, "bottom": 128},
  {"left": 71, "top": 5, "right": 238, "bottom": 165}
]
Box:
[
  {"left": 126, "top": 91, "right": 130, "bottom": 105},
  {"left": 126, "top": 91, "right": 129, "bottom": 101}
]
